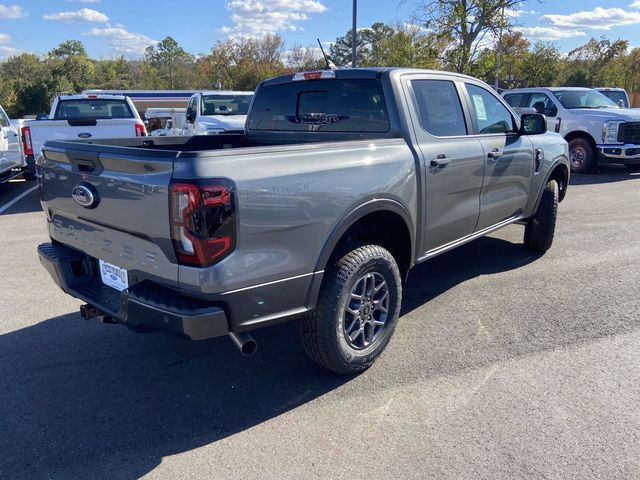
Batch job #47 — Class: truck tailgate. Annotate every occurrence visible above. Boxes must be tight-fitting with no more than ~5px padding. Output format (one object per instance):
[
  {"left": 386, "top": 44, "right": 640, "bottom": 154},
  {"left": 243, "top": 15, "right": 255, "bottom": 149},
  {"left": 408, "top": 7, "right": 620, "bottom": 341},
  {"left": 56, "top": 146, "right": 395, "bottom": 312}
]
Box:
[
  {"left": 40, "top": 142, "right": 179, "bottom": 286},
  {"left": 30, "top": 119, "right": 140, "bottom": 156}
]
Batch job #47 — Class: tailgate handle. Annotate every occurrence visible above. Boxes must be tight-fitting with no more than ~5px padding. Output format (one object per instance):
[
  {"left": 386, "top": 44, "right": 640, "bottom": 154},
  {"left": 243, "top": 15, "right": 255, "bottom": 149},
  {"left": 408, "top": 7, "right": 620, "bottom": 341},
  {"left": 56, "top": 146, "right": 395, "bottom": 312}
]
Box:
[{"left": 66, "top": 150, "right": 104, "bottom": 175}]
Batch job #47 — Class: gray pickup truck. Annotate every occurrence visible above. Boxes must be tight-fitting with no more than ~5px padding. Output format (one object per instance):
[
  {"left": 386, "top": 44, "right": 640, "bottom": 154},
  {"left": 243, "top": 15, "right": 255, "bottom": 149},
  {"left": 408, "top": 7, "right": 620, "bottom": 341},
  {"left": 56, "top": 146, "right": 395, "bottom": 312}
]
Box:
[{"left": 37, "top": 68, "right": 569, "bottom": 374}]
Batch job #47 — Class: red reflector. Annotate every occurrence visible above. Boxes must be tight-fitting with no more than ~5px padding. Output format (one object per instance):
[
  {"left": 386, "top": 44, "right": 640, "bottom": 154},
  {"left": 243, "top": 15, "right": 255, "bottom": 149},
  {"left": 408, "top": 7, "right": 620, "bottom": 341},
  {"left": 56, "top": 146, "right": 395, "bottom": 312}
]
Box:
[
  {"left": 304, "top": 72, "right": 323, "bottom": 80},
  {"left": 21, "top": 126, "right": 33, "bottom": 156},
  {"left": 87, "top": 95, "right": 98, "bottom": 99}
]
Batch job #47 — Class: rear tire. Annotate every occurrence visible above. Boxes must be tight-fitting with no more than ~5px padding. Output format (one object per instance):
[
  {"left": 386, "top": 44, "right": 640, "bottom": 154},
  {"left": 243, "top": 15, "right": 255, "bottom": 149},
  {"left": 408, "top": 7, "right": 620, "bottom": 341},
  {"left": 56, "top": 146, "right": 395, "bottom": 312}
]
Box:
[
  {"left": 301, "top": 243, "right": 402, "bottom": 375},
  {"left": 524, "top": 180, "right": 559, "bottom": 253},
  {"left": 568, "top": 137, "right": 596, "bottom": 173}
]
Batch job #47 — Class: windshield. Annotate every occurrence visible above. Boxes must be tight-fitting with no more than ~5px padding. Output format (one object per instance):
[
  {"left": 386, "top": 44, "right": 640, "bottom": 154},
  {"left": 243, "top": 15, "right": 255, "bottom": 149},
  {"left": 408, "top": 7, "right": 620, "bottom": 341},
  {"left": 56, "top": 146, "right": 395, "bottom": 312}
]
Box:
[
  {"left": 201, "top": 94, "right": 252, "bottom": 116},
  {"left": 598, "top": 90, "right": 628, "bottom": 107},
  {"left": 552, "top": 90, "right": 618, "bottom": 109},
  {"left": 54, "top": 99, "right": 134, "bottom": 119}
]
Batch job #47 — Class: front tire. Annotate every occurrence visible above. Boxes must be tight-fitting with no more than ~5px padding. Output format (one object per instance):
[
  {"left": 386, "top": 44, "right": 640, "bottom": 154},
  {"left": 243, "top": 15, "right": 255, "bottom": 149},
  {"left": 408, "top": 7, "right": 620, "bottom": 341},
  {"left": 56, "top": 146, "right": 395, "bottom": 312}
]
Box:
[
  {"left": 524, "top": 180, "right": 559, "bottom": 253},
  {"left": 568, "top": 138, "right": 596, "bottom": 173},
  {"left": 301, "top": 243, "right": 402, "bottom": 375}
]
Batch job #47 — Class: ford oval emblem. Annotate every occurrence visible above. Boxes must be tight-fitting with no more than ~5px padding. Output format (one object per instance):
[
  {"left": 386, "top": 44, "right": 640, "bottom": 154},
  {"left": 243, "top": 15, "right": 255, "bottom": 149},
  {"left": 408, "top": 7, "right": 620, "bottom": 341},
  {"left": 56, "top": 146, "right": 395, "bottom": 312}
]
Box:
[
  {"left": 78, "top": 132, "right": 92, "bottom": 139},
  {"left": 72, "top": 184, "right": 98, "bottom": 209}
]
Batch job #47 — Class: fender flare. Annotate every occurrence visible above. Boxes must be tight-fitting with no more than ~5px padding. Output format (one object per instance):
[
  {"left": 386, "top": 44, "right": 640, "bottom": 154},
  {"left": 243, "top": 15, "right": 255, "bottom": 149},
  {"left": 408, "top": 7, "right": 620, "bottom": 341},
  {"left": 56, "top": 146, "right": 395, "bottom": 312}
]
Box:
[
  {"left": 532, "top": 159, "right": 570, "bottom": 213},
  {"left": 313, "top": 197, "right": 416, "bottom": 273}
]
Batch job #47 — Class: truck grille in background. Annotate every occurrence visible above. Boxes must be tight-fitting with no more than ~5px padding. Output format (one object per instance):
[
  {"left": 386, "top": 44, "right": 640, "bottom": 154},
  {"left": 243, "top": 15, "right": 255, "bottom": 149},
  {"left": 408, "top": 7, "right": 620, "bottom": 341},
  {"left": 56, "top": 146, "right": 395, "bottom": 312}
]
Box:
[{"left": 618, "top": 122, "right": 640, "bottom": 144}]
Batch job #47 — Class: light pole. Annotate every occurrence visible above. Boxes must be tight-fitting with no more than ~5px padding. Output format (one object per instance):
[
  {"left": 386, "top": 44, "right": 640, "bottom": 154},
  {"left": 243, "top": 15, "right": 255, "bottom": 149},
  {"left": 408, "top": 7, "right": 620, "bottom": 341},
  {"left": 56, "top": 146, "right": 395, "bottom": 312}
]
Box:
[
  {"left": 494, "top": 5, "right": 505, "bottom": 91},
  {"left": 352, "top": 0, "right": 357, "bottom": 68}
]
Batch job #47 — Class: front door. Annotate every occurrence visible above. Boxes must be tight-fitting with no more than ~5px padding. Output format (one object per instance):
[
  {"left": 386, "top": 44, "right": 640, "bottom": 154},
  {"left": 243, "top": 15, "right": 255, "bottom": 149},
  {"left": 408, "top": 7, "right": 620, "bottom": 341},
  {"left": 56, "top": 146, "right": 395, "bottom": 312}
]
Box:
[
  {"left": 462, "top": 83, "right": 534, "bottom": 230},
  {"left": 405, "top": 77, "right": 485, "bottom": 253}
]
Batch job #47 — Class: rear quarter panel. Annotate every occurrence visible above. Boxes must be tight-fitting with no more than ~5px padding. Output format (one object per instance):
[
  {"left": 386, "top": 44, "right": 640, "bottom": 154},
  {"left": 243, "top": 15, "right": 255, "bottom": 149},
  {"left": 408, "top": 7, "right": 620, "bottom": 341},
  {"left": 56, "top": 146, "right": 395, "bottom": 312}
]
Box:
[{"left": 174, "top": 138, "right": 418, "bottom": 295}]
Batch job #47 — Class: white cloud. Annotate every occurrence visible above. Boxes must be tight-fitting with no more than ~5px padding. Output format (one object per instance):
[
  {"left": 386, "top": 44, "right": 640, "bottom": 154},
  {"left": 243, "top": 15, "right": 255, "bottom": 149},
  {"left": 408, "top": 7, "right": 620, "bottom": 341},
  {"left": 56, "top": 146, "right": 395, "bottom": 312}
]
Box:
[
  {"left": 542, "top": 7, "right": 640, "bottom": 30},
  {"left": 632, "top": 1, "right": 640, "bottom": 8},
  {"left": 505, "top": 8, "right": 538, "bottom": 18},
  {"left": 0, "top": 45, "right": 18, "bottom": 59},
  {"left": 44, "top": 8, "right": 108, "bottom": 23},
  {"left": 220, "top": 0, "right": 328, "bottom": 38},
  {"left": 84, "top": 27, "right": 157, "bottom": 56},
  {"left": 0, "top": 33, "right": 10, "bottom": 44},
  {"left": 517, "top": 26, "right": 587, "bottom": 40},
  {"left": 0, "top": 4, "right": 27, "bottom": 19}
]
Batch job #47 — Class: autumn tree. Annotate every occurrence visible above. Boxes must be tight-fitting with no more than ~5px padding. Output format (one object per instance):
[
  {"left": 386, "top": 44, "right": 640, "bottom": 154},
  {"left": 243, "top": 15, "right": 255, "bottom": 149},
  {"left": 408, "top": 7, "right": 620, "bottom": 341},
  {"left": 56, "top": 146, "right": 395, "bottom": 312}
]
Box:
[{"left": 409, "top": 0, "right": 527, "bottom": 73}]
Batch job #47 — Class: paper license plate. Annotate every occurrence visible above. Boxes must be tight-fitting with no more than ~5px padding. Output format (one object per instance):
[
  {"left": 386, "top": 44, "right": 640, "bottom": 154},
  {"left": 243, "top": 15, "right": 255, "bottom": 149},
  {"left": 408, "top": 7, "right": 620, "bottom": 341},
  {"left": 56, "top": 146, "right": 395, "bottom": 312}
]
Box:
[{"left": 98, "top": 259, "right": 129, "bottom": 292}]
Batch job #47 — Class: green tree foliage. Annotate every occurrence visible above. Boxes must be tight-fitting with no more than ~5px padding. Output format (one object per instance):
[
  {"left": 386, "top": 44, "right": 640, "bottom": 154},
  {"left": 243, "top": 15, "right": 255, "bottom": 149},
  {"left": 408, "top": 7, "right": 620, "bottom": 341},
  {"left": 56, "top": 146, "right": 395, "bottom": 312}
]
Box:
[
  {"left": 144, "top": 36, "right": 195, "bottom": 89},
  {"left": 409, "top": 0, "right": 527, "bottom": 73}
]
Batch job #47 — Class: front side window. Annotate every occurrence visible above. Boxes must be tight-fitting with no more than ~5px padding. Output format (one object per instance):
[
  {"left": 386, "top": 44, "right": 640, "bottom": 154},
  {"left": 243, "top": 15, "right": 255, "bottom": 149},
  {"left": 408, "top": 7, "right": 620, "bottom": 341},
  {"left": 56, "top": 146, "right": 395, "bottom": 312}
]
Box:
[
  {"left": 503, "top": 93, "right": 527, "bottom": 109},
  {"left": 528, "top": 93, "right": 558, "bottom": 117},
  {"left": 187, "top": 97, "right": 197, "bottom": 122},
  {"left": 54, "top": 99, "right": 134, "bottom": 119},
  {"left": 411, "top": 80, "right": 467, "bottom": 137},
  {"left": 465, "top": 84, "right": 515, "bottom": 134}
]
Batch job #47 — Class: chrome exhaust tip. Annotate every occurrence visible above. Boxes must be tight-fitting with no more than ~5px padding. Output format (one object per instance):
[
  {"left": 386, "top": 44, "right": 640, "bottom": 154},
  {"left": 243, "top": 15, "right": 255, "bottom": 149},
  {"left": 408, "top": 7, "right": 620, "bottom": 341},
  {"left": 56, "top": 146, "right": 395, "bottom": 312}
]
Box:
[{"left": 229, "top": 331, "right": 257, "bottom": 356}]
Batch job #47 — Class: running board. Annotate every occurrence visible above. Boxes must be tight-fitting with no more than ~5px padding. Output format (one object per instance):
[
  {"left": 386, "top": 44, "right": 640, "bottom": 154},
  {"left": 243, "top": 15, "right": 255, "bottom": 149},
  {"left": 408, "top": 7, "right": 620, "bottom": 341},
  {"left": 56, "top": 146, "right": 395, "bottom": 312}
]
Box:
[{"left": 417, "top": 215, "right": 524, "bottom": 263}]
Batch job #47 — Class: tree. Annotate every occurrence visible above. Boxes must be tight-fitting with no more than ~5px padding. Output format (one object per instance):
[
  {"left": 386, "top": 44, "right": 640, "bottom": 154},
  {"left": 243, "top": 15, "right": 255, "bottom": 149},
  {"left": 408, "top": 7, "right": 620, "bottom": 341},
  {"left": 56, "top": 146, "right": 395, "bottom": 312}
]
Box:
[
  {"left": 144, "top": 36, "right": 195, "bottom": 89},
  {"left": 519, "top": 41, "right": 561, "bottom": 87},
  {"left": 46, "top": 40, "right": 95, "bottom": 94},
  {"left": 565, "top": 37, "right": 628, "bottom": 87},
  {"left": 409, "top": 0, "right": 527, "bottom": 73},
  {"left": 330, "top": 23, "right": 397, "bottom": 67}
]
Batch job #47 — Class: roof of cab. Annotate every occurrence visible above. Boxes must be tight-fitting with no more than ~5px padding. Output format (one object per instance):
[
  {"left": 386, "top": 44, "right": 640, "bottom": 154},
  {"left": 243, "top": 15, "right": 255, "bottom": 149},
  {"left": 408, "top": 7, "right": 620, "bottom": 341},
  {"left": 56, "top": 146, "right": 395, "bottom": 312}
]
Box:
[
  {"left": 57, "top": 94, "right": 128, "bottom": 100},
  {"left": 261, "top": 67, "right": 483, "bottom": 87}
]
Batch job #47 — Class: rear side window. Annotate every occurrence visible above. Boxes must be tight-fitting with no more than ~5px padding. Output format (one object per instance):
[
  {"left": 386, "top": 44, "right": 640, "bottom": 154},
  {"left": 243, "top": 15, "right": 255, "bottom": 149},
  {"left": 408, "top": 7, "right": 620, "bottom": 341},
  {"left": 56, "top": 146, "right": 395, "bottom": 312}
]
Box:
[
  {"left": 248, "top": 79, "right": 390, "bottom": 133},
  {"left": 54, "top": 99, "right": 134, "bottom": 120},
  {"left": 411, "top": 80, "right": 467, "bottom": 136},
  {"left": 465, "top": 84, "right": 515, "bottom": 134}
]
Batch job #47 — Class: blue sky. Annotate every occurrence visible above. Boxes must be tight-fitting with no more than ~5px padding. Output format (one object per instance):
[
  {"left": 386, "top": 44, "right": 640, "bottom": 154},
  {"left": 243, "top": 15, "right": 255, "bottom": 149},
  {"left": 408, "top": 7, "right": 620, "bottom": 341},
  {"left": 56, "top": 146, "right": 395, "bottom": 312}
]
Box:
[{"left": 1, "top": 0, "right": 640, "bottom": 60}]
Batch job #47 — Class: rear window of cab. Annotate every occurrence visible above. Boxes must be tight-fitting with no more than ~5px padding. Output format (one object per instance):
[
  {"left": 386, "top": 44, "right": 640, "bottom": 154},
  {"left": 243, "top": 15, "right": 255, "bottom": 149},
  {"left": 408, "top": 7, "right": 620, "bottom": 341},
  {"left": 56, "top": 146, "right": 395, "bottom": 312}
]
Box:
[
  {"left": 54, "top": 99, "right": 134, "bottom": 120},
  {"left": 248, "top": 78, "right": 390, "bottom": 133}
]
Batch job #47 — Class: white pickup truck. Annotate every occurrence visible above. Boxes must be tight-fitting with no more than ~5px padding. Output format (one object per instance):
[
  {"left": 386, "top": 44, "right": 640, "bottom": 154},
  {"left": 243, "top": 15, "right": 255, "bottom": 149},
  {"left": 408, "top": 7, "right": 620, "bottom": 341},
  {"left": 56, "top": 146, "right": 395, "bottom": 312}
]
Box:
[
  {"left": 0, "top": 104, "right": 26, "bottom": 183},
  {"left": 503, "top": 87, "right": 640, "bottom": 172},
  {"left": 21, "top": 94, "right": 147, "bottom": 176},
  {"left": 183, "top": 91, "right": 254, "bottom": 136}
]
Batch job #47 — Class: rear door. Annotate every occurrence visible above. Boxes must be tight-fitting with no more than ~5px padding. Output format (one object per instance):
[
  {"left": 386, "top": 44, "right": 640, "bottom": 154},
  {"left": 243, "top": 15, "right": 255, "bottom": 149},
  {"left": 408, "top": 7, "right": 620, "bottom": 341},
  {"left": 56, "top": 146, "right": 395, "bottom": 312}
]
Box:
[
  {"left": 462, "top": 83, "right": 534, "bottom": 231},
  {"left": 404, "top": 76, "right": 485, "bottom": 253}
]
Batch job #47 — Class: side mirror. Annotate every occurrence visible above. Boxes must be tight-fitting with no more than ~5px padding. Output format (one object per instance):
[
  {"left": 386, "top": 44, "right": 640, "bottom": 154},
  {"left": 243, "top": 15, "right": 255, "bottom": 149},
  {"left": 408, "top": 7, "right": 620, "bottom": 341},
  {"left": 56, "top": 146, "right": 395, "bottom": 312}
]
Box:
[
  {"left": 186, "top": 110, "right": 195, "bottom": 123},
  {"left": 520, "top": 113, "right": 547, "bottom": 135},
  {"left": 618, "top": 99, "right": 625, "bottom": 108}
]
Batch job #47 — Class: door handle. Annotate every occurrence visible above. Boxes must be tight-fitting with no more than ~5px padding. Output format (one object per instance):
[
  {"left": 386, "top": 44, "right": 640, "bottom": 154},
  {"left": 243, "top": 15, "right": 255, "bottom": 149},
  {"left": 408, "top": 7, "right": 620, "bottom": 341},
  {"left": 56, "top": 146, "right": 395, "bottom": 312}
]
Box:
[
  {"left": 430, "top": 154, "right": 451, "bottom": 168},
  {"left": 487, "top": 148, "right": 504, "bottom": 159}
]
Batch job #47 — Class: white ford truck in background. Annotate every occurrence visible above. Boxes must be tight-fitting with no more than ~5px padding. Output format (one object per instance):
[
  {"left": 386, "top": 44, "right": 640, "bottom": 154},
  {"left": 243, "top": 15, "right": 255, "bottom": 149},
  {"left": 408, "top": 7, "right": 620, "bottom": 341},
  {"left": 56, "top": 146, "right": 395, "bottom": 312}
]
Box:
[
  {"left": 21, "top": 94, "right": 147, "bottom": 177},
  {"left": 503, "top": 87, "right": 640, "bottom": 172},
  {"left": 0, "top": 103, "right": 26, "bottom": 183},
  {"left": 183, "top": 91, "right": 254, "bottom": 136},
  {"left": 595, "top": 88, "right": 632, "bottom": 108}
]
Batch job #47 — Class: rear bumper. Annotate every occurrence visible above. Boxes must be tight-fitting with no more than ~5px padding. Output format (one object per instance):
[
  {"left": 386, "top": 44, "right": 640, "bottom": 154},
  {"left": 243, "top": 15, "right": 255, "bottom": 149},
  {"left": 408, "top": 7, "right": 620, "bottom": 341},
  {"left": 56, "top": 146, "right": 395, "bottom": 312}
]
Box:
[
  {"left": 38, "top": 242, "right": 229, "bottom": 340},
  {"left": 598, "top": 144, "right": 640, "bottom": 163}
]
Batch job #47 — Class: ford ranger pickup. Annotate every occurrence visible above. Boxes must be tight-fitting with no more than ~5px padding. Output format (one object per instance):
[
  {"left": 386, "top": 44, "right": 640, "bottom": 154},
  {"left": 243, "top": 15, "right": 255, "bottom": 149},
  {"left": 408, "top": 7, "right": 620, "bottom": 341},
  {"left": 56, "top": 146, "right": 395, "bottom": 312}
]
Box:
[{"left": 37, "top": 68, "right": 570, "bottom": 374}]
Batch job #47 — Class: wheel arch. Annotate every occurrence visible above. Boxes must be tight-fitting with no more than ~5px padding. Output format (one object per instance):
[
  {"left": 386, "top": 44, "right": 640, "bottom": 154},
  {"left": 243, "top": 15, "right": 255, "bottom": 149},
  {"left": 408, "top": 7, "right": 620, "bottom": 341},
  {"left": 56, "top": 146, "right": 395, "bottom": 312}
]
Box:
[
  {"left": 564, "top": 130, "right": 597, "bottom": 151},
  {"left": 314, "top": 199, "right": 416, "bottom": 282}
]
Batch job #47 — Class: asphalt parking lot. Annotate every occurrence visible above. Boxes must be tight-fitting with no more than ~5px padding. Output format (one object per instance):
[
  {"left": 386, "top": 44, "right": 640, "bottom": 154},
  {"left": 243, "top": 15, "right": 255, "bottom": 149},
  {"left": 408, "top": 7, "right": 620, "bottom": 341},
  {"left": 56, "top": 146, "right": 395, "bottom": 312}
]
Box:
[{"left": 1, "top": 167, "right": 639, "bottom": 479}]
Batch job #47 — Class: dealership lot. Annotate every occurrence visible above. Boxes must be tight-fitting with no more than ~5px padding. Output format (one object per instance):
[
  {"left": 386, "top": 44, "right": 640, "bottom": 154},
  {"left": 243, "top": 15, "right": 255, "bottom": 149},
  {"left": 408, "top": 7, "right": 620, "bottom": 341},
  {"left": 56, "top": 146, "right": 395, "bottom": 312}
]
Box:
[{"left": 1, "top": 167, "right": 640, "bottom": 479}]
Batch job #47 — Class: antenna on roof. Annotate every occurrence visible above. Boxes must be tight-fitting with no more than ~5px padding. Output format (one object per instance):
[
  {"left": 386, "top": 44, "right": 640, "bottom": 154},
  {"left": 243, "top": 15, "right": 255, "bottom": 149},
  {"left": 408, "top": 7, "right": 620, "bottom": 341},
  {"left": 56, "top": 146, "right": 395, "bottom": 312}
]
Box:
[{"left": 317, "top": 38, "right": 336, "bottom": 70}]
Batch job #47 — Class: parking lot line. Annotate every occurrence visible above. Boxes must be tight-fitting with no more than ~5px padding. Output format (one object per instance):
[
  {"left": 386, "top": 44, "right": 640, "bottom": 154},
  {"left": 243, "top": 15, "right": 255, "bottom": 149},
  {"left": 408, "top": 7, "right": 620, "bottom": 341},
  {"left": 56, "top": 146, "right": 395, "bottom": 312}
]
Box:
[{"left": 0, "top": 185, "right": 38, "bottom": 214}]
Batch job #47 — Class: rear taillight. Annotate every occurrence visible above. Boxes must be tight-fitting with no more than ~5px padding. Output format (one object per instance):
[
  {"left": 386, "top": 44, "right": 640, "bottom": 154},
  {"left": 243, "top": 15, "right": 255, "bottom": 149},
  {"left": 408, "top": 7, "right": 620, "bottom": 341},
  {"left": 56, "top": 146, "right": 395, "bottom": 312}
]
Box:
[
  {"left": 170, "top": 180, "right": 236, "bottom": 267},
  {"left": 135, "top": 122, "right": 147, "bottom": 137},
  {"left": 21, "top": 126, "right": 33, "bottom": 156}
]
